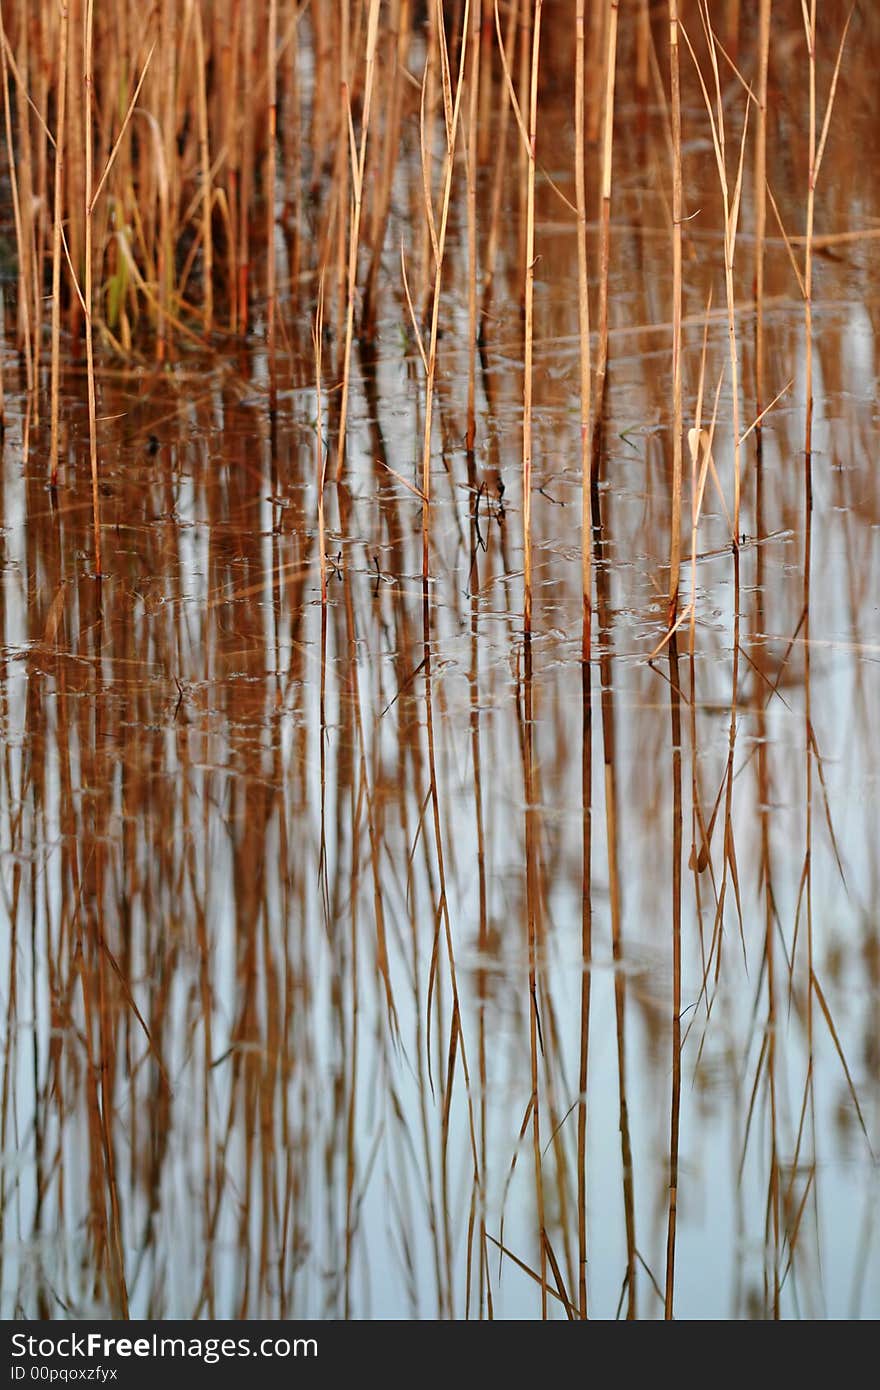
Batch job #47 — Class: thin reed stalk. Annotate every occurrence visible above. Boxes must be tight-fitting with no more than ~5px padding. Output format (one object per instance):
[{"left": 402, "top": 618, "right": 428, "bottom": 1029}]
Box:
[
  {"left": 336, "top": 0, "right": 382, "bottom": 482},
  {"left": 464, "top": 0, "right": 480, "bottom": 455},
  {"left": 194, "top": 4, "right": 213, "bottom": 334},
  {"left": 588, "top": 0, "right": 618, "bottom": 490},
  {"left": 667, "top": 0, "right": 683, "bottom": 615},
  {"left": 49, "top": 2, "right": 70, "bottom": 487},
  {"left": 314, "top": 274, "right": 327, "bottom": 604},
  {"left": 0, "top": 12, "right": 34, "bottom": 401},
  {"left": 417, "top": 0, "right": 471, "bottom": 581},
  {"left": 83, "top": 0, "right": 102, "bottom": 576},
  {"left": 664, "top": 0, "right": 684, "bottom": 1321},
  {"left": 575, "top": 0, "right": 592, "bottom": 1324},
  {"left": 267, "top": 0, "right": 278, "bottom": 411},
  {"left": 521, "top": 0, "right": 542, "bottom": 636}
]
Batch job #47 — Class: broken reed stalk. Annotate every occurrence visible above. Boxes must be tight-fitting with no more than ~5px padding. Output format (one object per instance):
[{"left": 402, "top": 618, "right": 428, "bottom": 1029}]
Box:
[
  {"left": 336, "top": 0, "right": 382, "bottom": 482},
  {"left": 588, "top": 0, "right": 618, "bottom": 489},
  {"left": 49, "top": 1, "right": 70, "bottom": 487},
  {"left": 574, "top": 0, "right": 592, "bottom": 1324},
  {"left": 83, "top": 0, "right": 101, "bottom": 576}
]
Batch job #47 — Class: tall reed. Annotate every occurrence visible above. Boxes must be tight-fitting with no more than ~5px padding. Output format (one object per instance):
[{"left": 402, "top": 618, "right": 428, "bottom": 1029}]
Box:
[
  {"left": 49, "top": 2, "right": 70, "bottom": 487},
  {"left": 575, "top": 0, "right": 592, "bottom": 1324},
  {"left": 83, "top": 0, "right": 101, "bottom": 576}
]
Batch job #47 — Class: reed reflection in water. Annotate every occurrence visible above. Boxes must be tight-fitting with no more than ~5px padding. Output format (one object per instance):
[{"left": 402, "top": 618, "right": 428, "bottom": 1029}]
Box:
[{"left": 0, "top": 0, "right": 878, "bottom": 1320}]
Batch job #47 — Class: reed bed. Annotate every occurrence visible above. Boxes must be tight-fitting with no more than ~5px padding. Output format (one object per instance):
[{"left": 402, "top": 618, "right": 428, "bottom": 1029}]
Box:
[{"left": 0, "top": 0, "right": 878, "bottom": 1320}]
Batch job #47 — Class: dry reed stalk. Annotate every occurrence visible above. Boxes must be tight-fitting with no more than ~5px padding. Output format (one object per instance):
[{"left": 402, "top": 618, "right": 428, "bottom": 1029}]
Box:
[
  {"left": 477, "top": 0, "right": 493, "bottom": 163},
  {"left": 784, "top": 12, "right": 856, "bottom": 1284},
  {"left": 480, "top": 0, "right": 518, "bottom": 323},
  {"left": 664, "top": 637, "right": 683, "bottom": 1324},
  {"left": 464, "top": 0, "right": 480, "bottom": 455},
  {"left": 751, "top": 314, "right": 782, "bottom": 1325},
  {"left": 754, "top": 0, "right": 771, "bottom": 439},
  {"left": 696, "top": 4, "right": 750, "bottom": 533},
  {"left": 417, "top": 7, "right": 487, "bottom": 1320},
  {"left": 49, "top": 2, "right": 70, "bottom": 486},
  {"left": 336, "top": 0, "right": 382, "bottom": 483},
  {"left": 663, "top": 0, "right": 684, "bottom": 1321},
  {"left": 279, "top": 3, "right": 300, "bottom": 295},
  {"left": 667, "top": 0, "right": 683, "bottom": 615},
  {"left": 681, "top": 27, "right": 753, "bottom": 1311},
  {"left": 363, "top": 0, "right": 413, "bottom": 335},
  {"left": 516, "top": 0, "right": 530, "bottom": 285},
  {"left": 795, "top": 0, "right": 821, "bottom": 1264},
  {"left": 221, "top": 1, "right": 240, "bottom": 331},
  {"left": 802, "top": 7, "right": 852, "bottom": 466},
  {"left": 267, "top": 0, "right": 278, "bottom": 411},
  {"left": 157, "top": 1, "right": 175, "bottom": 362},
  {"left": 418, "top": 0, "right": 471, "bottom": 580},
  {"left": 67, "top": 5, "right": 84, "bottom": 341},
  {"left": 14, "top": 10, "right": 38, "bottom": 425},
  {"left": 574, "top": 0, "right": 592, "bottom": 1323},
  {"left": 83, "top": 0, "right": 102, "bottom": 576},
  {"left": 467, "top": 505, "right": 492, "bottom": 1320},
  {"left": 34, "top": 13, "right": 50, "bottom": 392},
  {"left": 588, "top": 0, "right": 618, "bottom": 490},
  {"left": 521, "top": 0, "right": 542, "bottom": 637},
  {"left": 417, "top": 3, "right": 438, "bottom": 322},
  {"left": 591, "top": 482, "right": 636, "bottom": 1319},
  {"left": 0, "top": 14, "right": 34, "bottom": 401},
  {"left": 194, "top": 3, "right": 214, "bottom": 334},
  {"left": 752, "top": 6, "right": 779, "bottom": 1312},
  {"left": 337, "top": 516, "right": 402, "bottom": 1305},
  {"left": 521, "top": 5, "right": 544, "bottom": 1312},
  {"left": 238, "top": 0, "right": 255, "bottom": 333},
  {"left": 359, "top": 333, "right": 451, "bottom": 1317},
  {"left": 314, "top": 274, "right": 327, "bottom": 603},
  {"left": 332, "top": 2, "right": 352, "bottom": 336}
]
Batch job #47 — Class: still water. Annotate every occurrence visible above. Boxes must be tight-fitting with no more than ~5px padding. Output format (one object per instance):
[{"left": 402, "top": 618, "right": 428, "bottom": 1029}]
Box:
[{"left": 1, "top": 7, "right": 878, "bottom": 1318}]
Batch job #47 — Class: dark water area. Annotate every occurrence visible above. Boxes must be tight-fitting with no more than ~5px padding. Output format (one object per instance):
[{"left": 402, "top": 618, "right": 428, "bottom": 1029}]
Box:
[{"left": 1, "top": 3, "right": 879, "bottom": 1319}]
